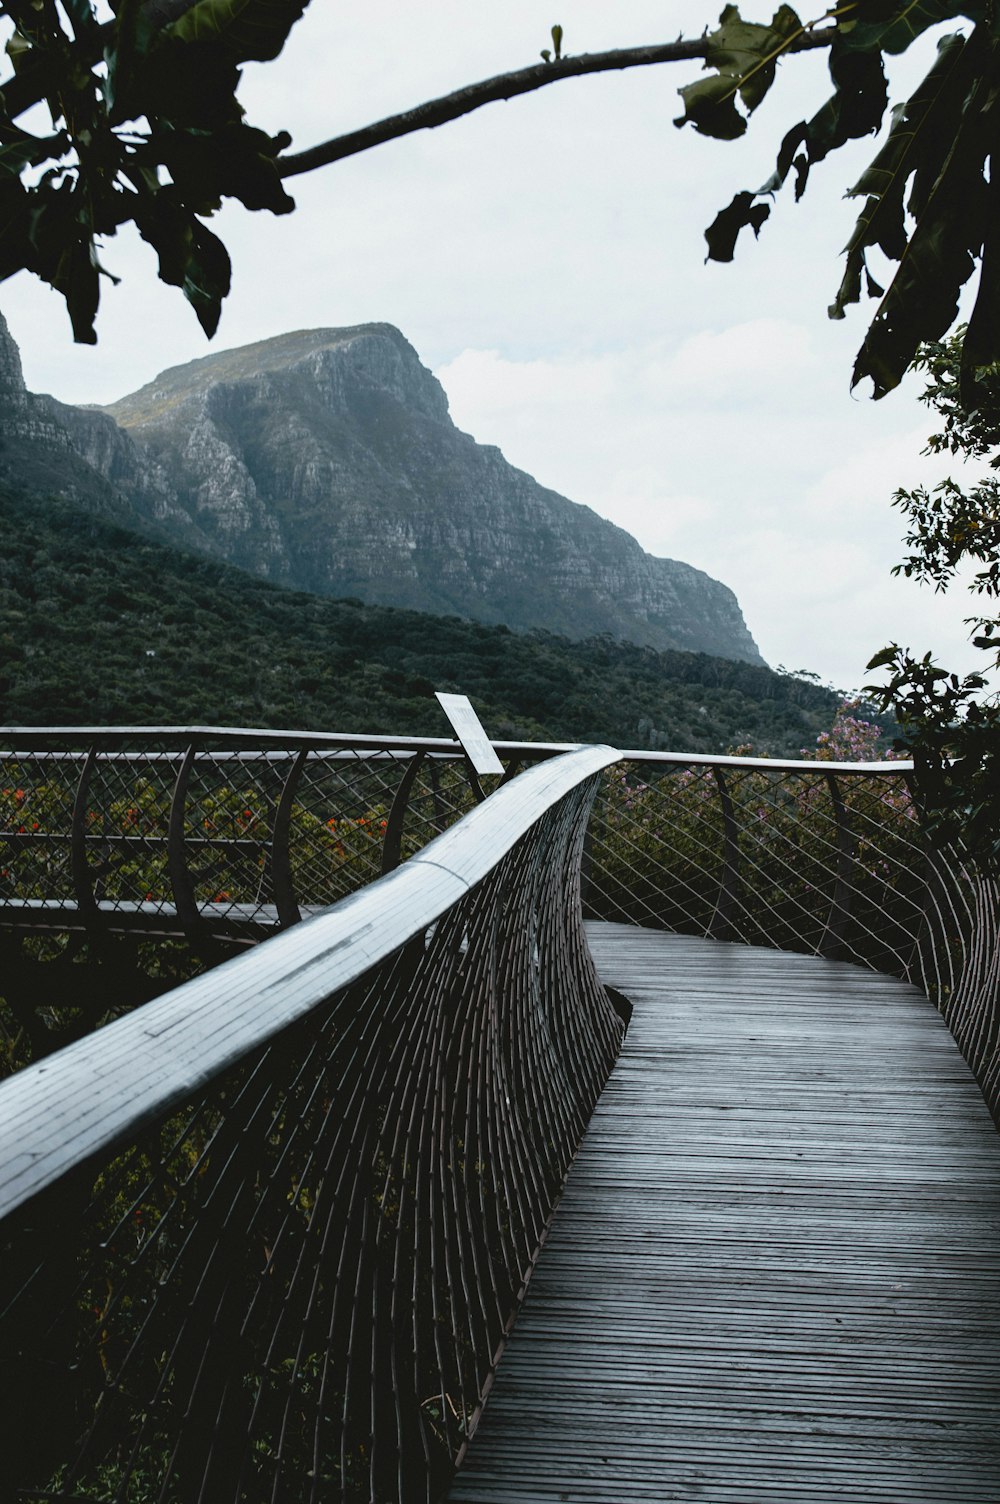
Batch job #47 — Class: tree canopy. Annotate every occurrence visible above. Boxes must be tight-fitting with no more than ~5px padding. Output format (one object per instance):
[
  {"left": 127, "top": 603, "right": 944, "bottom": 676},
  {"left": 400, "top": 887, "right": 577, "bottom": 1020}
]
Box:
[
  {"left": 866, "top": 330, "right": 1000, "bottom": 870},
  {"left": 2, "top": 0, "right": 998, "bottom": 398}
]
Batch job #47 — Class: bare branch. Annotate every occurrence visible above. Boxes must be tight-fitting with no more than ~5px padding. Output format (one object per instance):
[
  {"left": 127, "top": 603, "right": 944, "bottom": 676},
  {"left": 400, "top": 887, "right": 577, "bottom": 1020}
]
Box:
[{"left": 276, "top": 30, "right": 835, "bottom": 181}]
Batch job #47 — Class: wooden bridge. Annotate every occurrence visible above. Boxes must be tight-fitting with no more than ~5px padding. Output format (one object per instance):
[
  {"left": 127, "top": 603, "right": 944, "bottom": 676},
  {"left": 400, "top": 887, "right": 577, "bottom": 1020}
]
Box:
[
  {"left": 452, "top": 926, "right": 1000, "bottom": 1502},
  {"left": 1, "top": 732, "right": 998, "bottom": 1503}
]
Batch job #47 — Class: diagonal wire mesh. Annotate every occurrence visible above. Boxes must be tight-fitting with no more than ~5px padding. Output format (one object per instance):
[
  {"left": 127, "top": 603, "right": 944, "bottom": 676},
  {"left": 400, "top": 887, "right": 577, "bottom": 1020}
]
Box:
[
  {"left": 584, "top": 751, "right": 1000, "bottom": 1122},
  {"left": 0, "top": 732, "right": 552, "bottom": 1079},
  {"left": 3, "top": 728, "right": 998, "bottom": 1121},
  {"left": 0, "top": 732, "right": 528, "bottom": 949},
  {"left": 0, "top": 748, "right": 623, "bottom": 1504},
  {"left": 0, "top": 751, "right": 84, "bottom": 908},
  {"left": 585, "top": 757, "right": 926, "bottom": 970}
]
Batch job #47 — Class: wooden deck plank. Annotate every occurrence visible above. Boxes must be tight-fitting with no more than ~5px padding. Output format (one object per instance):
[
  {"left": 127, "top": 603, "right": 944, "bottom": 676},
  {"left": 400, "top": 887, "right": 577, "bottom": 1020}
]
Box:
[{"left": 449, "top": 924, "right": 1000, "bottom": 1504}]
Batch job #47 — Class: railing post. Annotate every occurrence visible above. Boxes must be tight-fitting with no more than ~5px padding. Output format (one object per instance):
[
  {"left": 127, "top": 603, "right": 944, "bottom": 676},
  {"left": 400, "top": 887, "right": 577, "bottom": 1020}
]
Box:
[
  {"left": 499, "top": 758, "right": 522, "bottom": 787},
  {"left": 820, "top": 771, "right": 856, "bottom": 960},
  {"left": 70, "top": 745, "right": 104, "bottom": 943},
  {"left": 708, "top": 766, "right": 741, "bottom": 941},
  {"left": 464, "top": 758, "right": 486, "bottom": 804},
  {"left": 167, "top": 744, "right": 204, "bottom": 945},
  {"left": 271, "top": 747, "right": 309, "bottom": 925},
  {"left": 428, "top": 756, "right": 447, "bottom": 833},
  {"left": 380, "top": 749, "right": 426, "bottom": 875}
]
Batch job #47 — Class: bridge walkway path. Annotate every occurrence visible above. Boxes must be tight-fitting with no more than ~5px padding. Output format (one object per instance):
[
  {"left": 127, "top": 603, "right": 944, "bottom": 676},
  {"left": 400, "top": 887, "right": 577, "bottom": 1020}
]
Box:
[{"left": 448, "top": 923, "right": 1000, "bottom": 1504}]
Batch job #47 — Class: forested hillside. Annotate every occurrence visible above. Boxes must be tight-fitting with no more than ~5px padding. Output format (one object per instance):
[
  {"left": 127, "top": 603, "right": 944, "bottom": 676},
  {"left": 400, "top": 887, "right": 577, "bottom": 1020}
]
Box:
[{"left": 0, "top": 486, "right": 850, "bottom": 754}]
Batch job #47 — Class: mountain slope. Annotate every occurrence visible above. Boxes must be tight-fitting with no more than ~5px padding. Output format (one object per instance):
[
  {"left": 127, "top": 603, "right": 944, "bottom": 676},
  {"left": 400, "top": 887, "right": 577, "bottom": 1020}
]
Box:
[
  {"left": 0, "top": 485, "right": 837, "bottom": 753},
  {"left": 91, "top": 323, "right": 763, "bottom": 663}
]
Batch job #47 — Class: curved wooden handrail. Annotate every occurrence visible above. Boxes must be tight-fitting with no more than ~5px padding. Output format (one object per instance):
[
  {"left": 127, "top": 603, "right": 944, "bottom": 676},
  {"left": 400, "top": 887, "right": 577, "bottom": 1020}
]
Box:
[{"left": 0, "top": 745, "right": 619, "bottom": 1222}]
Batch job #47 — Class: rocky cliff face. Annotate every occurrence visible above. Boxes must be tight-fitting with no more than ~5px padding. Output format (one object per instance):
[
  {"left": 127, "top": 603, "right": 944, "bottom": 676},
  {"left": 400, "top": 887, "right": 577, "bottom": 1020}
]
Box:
[
  {"left": 0, "top": 311, "right": 186, "bottom": 527},
  {"left": 2, "top": 316, "right": 763, "bottom": 664}
]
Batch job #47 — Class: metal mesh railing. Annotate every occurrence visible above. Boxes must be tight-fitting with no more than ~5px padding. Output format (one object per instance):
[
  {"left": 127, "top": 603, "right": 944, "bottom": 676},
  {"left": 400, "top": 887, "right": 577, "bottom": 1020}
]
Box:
[
  {"left": 0, "top": 730, "right": 576, "bottom": 1075},
  {"left": 0, "top": 746, "right": 623, "bottom": 1504},
  {"left": 0, "top": 729, "right": 554, "bottom": 946},
  {"left": 584, "top": 750, "right": 1000, "bottom": 1121},
  {"left": 0, "top": 727, "right": 998, "bottom": 1504},
  {"left": 585, "top": 755, "right": 923, "bottom": 972},
  {"left": 3, "top": 730, "right": 998, "bottom": 1122},
  {"left": 916, "top": 846, "right": 1000, "bottom": 1118}
]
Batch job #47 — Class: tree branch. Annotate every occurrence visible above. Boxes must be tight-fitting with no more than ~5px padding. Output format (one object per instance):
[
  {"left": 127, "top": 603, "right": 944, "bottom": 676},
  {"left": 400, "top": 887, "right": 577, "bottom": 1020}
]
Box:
[{"left": 276, "top": 30, "right": 835, "bottom": 181}]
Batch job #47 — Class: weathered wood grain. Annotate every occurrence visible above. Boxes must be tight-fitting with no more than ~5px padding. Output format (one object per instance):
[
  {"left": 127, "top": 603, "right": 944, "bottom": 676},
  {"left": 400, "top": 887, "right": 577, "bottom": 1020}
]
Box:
[{"left": 450, "top": 924, "right": 1000, "bottom": 1504}]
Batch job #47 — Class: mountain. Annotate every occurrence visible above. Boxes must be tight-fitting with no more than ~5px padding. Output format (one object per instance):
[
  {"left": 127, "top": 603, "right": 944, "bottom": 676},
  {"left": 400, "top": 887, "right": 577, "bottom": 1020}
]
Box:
[
  {"left": 0, "top": 314, "right": 762, "bottom": 663},
  {"left": 0, "top": 483, "right": 840, "bottom": 753},
  {"left": 0, "top": 313, "right": 190, "bottom": 532}
]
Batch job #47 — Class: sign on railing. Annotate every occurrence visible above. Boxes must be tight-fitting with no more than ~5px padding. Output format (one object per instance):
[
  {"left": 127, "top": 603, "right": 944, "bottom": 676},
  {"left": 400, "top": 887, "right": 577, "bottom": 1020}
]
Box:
[{"left": 434, "top": 691, "right": 505, "bottom": 776}]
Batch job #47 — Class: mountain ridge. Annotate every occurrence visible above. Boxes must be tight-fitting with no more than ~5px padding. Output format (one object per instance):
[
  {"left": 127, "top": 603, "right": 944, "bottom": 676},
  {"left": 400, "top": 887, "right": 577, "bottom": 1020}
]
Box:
[{"left": 1, "top": 315, "right": 763, "bottom": 664}]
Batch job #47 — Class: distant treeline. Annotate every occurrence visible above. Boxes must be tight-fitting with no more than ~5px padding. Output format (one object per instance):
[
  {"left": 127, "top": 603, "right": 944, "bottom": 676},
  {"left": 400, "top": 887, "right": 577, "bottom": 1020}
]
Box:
[{"left": 0, "top": 485, "right": 872, "bottom": 754}]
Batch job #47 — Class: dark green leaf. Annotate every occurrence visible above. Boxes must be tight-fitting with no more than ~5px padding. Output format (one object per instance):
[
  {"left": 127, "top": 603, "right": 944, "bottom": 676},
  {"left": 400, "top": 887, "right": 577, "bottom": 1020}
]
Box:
[
  {"left": 0, "top": 125, "right": 69, "bottom": 179},
  {"left": 153, "top": 120, "right": 294, "bottom": 214},
  {"left": 865, "top": 645, "right": 899, "bottom": 671},
  {"left": 61, "top": 0, "right": 99, "bottom": 41},
  {"left": 676, "top": 71, "right": 750, "bottom": 139},
  {"left": 103, "top": 0, "right": 159, "bottom": 119},
  {"left": 849, "top": 32, "right": 967, "bottom": 208},
  {"left": 757, "top": 120, "right": 808, "bottom": 195},
  {"left": 791, "top": 41, "right": 888, "bottom": 195},
  {"left": 0, "top": 177, "right": 31, "bottom": 282},
  {"left": 59, "top": 239, "right": 101, "bottom": 343},
  {"left": 851, "top": 41, "right": 994, "bottom": 397},
  {"left": 960, "top": 173, "right": 1000, "bottom": 403},
  {"left": 836, "top": 0, "right": 976, "bottom": 56},
  {"left": 675, "top": 4, "right": 802, "bottom": 139},
  {"left": 828, "top": 237, "right": 867, "bottom": 320},
  {"left": 135, "top": 195, "right": 231, "bottom": 334},
  {"left": 132, "top": 40, "right": 242, "bottom": 129},
  {"left": 707, "top": 38, "right": 889, "bottom": 299},
  {"left": 704, "top": 190, "right": 770, "bottom": 263},
  {"left": 163, "top": 0, "right": 311, "bottom": 63}
]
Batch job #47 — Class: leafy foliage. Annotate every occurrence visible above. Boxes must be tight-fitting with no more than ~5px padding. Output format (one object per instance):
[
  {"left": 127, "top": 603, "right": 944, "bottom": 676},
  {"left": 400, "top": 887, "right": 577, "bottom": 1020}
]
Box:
[
  {"left": 865, "top": 332, "right": 1000, "bottom": 869},
  {"left": 2, "top": 0, "right": 998, "bottom": 391},
  {"left": 0, "top": 0, "right": 304, "bottom": 340},
  {"left": 675, "top": 4, "right": 805, "bottom": 140},
  {"left": 678, "top": 2, "right": 1000, "bottom": 399}
]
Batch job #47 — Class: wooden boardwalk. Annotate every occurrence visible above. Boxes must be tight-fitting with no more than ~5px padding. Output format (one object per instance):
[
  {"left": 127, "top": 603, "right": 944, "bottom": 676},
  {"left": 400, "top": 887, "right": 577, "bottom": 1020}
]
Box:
[{"left": 449, "top": 924, "right": 1000, "bottom": 1504}]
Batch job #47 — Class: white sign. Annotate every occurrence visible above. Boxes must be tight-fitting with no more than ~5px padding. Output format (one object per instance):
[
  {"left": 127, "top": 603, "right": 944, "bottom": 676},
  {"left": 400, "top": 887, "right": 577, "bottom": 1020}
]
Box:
[{"left": 434, "top": 693, "right": 504, "bottom": 776}]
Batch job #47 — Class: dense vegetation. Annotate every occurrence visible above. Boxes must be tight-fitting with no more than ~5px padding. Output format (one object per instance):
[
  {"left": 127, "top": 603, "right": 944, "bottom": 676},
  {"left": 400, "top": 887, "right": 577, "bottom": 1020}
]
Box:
[
  {"left": 866, "top": 333, "right": 1000, "bottom": 871},
  {"left": 0, "top": 485, "right": 852, "bottom": 754}
]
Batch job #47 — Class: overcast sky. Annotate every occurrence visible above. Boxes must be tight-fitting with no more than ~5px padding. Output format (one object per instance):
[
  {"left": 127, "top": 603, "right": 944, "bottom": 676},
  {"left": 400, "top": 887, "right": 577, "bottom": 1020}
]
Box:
[{"left": 4, "top": 2, "right": 986, "bottom": 694}]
